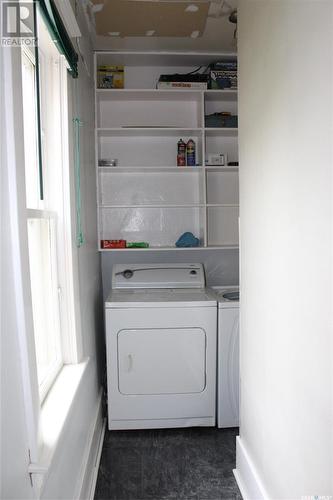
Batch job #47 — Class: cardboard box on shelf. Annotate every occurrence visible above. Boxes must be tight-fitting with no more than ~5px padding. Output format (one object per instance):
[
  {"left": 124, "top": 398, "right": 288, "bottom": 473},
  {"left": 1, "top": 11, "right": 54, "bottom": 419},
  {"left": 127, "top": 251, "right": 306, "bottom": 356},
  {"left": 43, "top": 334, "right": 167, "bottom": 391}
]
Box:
[
  {"left": 97, "top": 65, "right": 124, "bottom": 89},
  {"left": 101, "top": 239, "right": 126, "bottom": 249}
]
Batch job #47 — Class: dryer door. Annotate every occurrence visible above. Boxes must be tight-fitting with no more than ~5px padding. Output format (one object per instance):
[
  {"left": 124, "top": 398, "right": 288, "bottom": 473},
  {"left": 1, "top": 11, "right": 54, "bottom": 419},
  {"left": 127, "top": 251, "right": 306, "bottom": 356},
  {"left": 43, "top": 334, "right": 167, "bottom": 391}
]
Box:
[{"left": 118, "top": 328, "right": 206, "bottom": 395}]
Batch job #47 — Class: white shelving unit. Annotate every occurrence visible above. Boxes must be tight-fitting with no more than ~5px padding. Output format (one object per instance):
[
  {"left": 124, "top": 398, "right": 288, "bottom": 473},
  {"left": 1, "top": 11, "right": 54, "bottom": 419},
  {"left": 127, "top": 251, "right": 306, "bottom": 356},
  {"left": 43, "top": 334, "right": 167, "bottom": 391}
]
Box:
[{"left": 95, "top": 51, "right": 239, "bottom": 251}]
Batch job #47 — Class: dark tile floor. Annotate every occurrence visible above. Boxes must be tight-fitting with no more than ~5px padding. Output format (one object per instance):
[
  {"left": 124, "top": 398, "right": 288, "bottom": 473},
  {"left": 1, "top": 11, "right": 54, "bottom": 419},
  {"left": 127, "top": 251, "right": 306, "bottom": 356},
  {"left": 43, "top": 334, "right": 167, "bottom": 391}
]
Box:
[{"left": 94, "top": 427, "right": 242, "bottom": 500}]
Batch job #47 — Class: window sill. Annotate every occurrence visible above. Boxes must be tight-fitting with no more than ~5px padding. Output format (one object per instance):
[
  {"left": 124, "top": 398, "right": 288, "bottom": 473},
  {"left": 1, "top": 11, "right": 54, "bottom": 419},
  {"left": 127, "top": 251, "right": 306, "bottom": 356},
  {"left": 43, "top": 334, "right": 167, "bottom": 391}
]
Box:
[{"left": 28, "top": 359, "right": 89, "bottom": 488}]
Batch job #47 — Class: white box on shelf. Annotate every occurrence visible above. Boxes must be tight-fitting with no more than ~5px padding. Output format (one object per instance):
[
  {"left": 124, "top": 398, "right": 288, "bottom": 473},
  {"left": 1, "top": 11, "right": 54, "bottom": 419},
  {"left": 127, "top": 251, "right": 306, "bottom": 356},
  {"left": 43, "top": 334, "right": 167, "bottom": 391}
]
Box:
[
  {"left": 157, "top": 81, "right": 208, "bottom": 90},
  {"left": 206, "top": 153, "right": 227, "bottom": 166}
]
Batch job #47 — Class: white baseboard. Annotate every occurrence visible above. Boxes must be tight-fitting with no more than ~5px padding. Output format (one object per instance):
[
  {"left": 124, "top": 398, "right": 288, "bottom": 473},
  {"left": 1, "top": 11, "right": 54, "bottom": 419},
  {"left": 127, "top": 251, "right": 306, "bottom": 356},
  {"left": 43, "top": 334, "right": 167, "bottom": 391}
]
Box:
[
  {"left": 87, "top": 417, "right": 106, "bottom": 500},
  {"left": 75, "top": 389, "right": 106, "bottom": 500},
  {"left": 233, "top": 436, "right": 269, "bottom": 500}
]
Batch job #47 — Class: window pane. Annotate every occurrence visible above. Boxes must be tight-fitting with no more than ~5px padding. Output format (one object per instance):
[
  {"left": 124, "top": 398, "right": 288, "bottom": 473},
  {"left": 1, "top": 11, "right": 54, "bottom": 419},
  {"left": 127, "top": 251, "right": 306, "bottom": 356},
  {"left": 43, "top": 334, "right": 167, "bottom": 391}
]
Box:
[
  {"left": 27, "top": 217, "right": 62, "bottom": 399},
  {"left": 22, "top": 51, "right": 41, "bottom": 209}
]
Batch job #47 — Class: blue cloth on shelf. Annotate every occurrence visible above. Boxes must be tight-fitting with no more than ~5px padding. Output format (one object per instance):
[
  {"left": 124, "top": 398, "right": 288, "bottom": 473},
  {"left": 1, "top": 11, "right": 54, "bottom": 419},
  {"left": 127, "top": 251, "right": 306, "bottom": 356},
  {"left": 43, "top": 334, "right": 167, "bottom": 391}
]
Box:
[{"left": 175, "top": 232, "right": 200, "bottom": 248}]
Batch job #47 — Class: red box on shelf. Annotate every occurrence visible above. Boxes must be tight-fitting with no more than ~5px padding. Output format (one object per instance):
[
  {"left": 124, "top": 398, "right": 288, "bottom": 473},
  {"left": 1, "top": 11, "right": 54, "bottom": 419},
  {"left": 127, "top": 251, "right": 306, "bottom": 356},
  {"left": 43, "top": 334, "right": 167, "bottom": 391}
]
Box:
[{"left": 101, "top": 239, "right": 126, "bottom": 249}]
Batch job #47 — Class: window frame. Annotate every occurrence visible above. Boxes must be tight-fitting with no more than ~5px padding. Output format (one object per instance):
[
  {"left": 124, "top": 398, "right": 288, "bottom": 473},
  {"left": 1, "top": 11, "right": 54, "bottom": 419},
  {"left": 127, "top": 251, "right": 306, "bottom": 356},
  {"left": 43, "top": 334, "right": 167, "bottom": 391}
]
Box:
[{"left": 21, "top": 11, "right": 83, "bottom": 404}]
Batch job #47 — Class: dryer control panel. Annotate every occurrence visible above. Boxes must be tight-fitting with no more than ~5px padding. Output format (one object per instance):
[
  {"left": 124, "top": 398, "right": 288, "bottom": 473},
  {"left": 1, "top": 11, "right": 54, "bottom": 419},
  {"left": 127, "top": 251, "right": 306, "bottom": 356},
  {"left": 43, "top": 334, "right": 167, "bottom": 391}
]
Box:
[{"left": 112, "top": 263, "right": 205, "bottom": 289}]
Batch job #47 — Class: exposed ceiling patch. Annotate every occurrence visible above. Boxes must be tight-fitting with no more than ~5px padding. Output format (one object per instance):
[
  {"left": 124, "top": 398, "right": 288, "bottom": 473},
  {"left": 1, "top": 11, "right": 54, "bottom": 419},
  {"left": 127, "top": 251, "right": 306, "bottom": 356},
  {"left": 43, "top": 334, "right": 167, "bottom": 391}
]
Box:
[
  {"left": 91, "top": 0, "right": 210, "bottom": 38},
  {"left": 185, "top": 4, "right": 199, "bottom": 12}
]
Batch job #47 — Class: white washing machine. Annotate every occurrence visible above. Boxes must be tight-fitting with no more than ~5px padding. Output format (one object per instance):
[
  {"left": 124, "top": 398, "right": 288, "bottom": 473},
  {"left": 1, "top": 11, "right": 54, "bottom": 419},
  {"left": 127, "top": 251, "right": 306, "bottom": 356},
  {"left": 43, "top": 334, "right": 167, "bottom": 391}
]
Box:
[
  {"left": 210, "top": 286, "right": 240, "bottom": 428},
  {"left": 105, "top": 263, "right": 217, "bottom": 430}
]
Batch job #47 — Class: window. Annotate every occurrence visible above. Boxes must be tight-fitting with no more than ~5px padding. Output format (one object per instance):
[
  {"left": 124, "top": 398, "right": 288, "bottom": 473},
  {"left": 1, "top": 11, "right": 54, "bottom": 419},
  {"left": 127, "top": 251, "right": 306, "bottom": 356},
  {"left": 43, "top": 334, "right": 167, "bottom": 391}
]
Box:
[{"left": 21, "top": 12, "right": 78, "bottom": 402}]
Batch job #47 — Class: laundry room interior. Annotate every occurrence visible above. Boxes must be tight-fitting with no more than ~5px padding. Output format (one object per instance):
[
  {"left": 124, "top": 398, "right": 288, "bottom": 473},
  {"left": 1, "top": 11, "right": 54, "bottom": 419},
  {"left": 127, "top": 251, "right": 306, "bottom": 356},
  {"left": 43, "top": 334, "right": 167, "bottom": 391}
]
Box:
[{"left": 2, "top": 1, "right": 332, "bottom": 500}]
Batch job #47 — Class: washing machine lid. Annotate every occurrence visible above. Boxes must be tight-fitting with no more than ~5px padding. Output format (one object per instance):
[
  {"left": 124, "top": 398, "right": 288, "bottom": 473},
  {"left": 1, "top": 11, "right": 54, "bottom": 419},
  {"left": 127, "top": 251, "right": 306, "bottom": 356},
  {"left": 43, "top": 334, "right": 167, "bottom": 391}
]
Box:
[
  {"left": 112, "top": 263, "right": 205, "bottom": 289},
  {"left": 210, "top": 286, "right": 240, "bottom": 308},
  {"left": 105, "top": 288, "right": 216, "bottom": 308}
]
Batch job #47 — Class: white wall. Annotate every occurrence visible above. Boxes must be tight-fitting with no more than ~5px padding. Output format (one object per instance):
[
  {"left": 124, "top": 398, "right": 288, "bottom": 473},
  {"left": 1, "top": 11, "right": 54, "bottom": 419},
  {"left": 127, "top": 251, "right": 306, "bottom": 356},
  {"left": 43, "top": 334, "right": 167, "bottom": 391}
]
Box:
[
  {"left": 1, "top": 3, "right": 103, "bottom": 499},
  {"left": 237, "top": 1, "right": 333, "bottom": 498}
]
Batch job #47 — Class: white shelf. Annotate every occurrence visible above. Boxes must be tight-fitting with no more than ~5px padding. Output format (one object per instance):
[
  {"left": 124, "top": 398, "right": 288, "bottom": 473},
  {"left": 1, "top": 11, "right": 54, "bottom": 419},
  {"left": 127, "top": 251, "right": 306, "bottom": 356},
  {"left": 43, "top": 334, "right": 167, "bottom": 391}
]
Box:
[
  {"left": 95, "top": 50, "right": 237, "bottom": 67},
  {"left": 98, "top": 166, "right": 203, "bottom": 173},
  {"left": 96, "top": 88, "right": 237, "bottom": 100},
  {"left": 205, "top": 127, "right": 238, "bottom": 136},
  {"left": 97, "top": 127, "right": 203, "bottom": 137},
  {"left": 205, "top": 166, "right": 238, "bottom": 171},
  {"left": 206, "top": 204, "right": 239, "bottom": 208},
  {"left": 99, "top": 245, "right": 239, "bottom": 252},
  {"left": 96, "top": 88, "right": 203, "bottom": 100},
  {"left": 99, "top": 204, "right": 205, "bottom": 209},
  {"left": 206, "top": 244, "right": 239, "bottom": 250},
  {"left": 95, "top": 52, "right": 239, "bottom": 251}
]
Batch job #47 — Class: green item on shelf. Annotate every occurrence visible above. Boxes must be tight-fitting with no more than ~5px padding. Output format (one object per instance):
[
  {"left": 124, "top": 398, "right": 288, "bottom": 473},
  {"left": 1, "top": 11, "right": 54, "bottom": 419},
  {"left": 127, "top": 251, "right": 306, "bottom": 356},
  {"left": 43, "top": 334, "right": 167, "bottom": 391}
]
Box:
[{"left": 126, "top": 242, "right": 149, "bottom": 248}]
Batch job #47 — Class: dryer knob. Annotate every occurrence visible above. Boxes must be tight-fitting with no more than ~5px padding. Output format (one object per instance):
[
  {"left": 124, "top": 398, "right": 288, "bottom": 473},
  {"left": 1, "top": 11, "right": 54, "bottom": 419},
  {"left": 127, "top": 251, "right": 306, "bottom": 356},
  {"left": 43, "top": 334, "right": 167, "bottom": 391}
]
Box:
[{"left": 123, "top": 269, "right": 134, "bottom": 279}]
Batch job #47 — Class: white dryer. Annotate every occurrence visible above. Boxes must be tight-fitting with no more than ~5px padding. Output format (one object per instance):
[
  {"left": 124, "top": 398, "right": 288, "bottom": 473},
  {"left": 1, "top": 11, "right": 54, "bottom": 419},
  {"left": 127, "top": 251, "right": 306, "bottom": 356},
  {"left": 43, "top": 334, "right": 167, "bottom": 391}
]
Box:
[
  {"left": 105, "top": 263, "right": 217, "bottom": 430},
  {"left": 210, "top": 286, "right": 240, "bottom": 428}
]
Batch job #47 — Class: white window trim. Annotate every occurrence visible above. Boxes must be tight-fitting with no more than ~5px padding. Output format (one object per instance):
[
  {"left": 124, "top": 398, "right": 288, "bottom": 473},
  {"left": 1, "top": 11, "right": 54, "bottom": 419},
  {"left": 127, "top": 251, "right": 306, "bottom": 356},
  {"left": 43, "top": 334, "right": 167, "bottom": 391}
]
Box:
[
  {"left": 23, "top": 41, "right": 83, "bottom": 371},
  {"left": 28, "top": 359, "right": 89, "bottom": 496},
  {"left": 22, "top": 44, "right": 65, "bottom": 403},
  {"left": 56, "top": 58, "right": 83, "bottom": 364},
  {"left": 25, "top": 38, "right": 84, "bottom": 360},
  {"left": 22, "top": 41, "right": 80, "bottom": 402}
]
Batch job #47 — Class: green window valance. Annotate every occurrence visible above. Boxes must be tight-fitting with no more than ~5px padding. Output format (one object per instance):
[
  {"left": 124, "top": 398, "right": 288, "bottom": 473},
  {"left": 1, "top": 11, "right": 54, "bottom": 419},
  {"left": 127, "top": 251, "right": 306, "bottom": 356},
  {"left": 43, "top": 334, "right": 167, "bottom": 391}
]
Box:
[{"left": 37, "top": 0, "right": 79, "bottom": 78}]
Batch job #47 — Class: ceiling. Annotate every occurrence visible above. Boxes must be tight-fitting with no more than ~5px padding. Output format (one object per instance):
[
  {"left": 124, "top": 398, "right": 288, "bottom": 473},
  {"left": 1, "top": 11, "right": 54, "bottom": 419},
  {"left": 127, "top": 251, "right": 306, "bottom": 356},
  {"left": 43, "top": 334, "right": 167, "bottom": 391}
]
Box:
[{"left": 82, "top": 0, "right": 238, "bottom": 52}]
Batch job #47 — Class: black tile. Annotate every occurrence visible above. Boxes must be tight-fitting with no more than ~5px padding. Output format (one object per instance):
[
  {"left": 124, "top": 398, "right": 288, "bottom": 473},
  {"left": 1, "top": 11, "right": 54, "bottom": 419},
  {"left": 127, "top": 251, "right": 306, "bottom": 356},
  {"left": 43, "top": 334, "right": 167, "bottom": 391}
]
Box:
[
  {"left": 197, "top": 486, "right": 243, "bottom": 500},
  {"left": 178, "top": 461, "right": 237, "bottom": 498},
  {"left": 94, "top": 427, "right": 242, "bottom": 500},
  {"left": 95, "top": 447, "right": 142, "bottom": 500},
  {"left": 141, "top": 444, "right": 186, "bottom": 499},
  {"left": 104, "top": 429, "right": 159, "bottom": 449}
]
